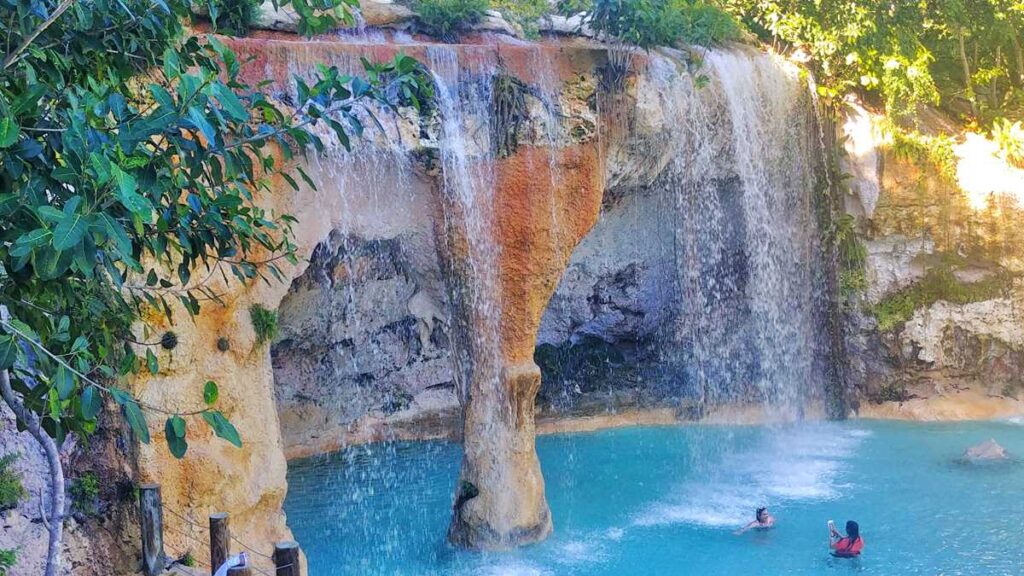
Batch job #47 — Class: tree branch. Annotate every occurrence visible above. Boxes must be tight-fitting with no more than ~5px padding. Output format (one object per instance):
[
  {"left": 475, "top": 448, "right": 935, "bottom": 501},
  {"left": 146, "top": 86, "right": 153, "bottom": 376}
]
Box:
[
  {"left": 0, "top": 306, "right": 64, "bottom": 576},
  {"left": 0, "top": 316, "right": 210, "bottom": 417},
  {"left": 1, "top": 0, "right": 76, "bottom": 70}
]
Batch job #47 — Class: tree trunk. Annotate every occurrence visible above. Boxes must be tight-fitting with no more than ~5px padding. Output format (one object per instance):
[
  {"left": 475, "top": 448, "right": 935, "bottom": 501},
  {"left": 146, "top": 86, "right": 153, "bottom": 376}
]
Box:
[
  {"left": 1011, "top": 28, "right": 1023, "bottom": 88},
  {"left": 0, "top": 309, "right": 64, "bottom": 576},
  {"left": 959, "top": 29, "right": 974, "bottom": 114},
  {"left": 992, "top": 46, "right": 1002, "bottom": 110}
]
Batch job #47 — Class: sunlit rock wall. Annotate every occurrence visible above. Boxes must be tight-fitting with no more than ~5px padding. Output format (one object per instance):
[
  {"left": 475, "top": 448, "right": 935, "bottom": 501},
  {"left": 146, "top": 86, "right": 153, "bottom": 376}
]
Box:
[{"left": 842, "top": 103, "right": 1024, "bottom": 418}]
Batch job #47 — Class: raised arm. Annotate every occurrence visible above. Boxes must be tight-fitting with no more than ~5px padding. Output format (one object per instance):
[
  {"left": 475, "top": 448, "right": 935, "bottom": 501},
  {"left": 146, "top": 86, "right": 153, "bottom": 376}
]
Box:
[{"left": 734, "top": 521, "right": 757, "bottom": 535}]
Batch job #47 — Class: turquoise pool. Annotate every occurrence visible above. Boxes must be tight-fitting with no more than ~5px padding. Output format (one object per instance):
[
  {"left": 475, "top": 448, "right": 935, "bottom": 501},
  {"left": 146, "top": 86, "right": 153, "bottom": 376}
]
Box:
[{"left": 284, "top": 420, "right": 1024, "bottom": 575}]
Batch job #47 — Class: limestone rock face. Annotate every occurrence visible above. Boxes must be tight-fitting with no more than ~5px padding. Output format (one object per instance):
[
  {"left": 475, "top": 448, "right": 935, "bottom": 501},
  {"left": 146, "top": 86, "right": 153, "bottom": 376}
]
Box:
[
  {"left": 863, "top": 235, "right": 934, "bottom": 304},
  {"left": 0, "top": 407, "right": 139, "bottom": 576},
  {"left": 842, "top": 104, "right": 1024, "bottom": 417},
  {"left": 231, "top": 0, "right": 417, "bottom": 34},
  {"left": 359, "top": 0, "right": 415, "bottom": 28},
  {"left": 963, "top": 439, "right": 1009, "bottom": 461},
  {"left": 272, "top": 231, "right": 460, "bottom": 459}
]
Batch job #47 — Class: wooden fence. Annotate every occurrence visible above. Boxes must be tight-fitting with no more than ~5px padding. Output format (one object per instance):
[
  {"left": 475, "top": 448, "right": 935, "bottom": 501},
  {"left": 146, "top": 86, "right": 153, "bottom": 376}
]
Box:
[{"left": 139, "top": 484, "right": 303, "bottom": 576}]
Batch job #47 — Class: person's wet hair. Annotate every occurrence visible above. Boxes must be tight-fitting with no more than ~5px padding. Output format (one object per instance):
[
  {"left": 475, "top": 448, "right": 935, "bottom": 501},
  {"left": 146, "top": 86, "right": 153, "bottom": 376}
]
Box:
[
  {"left": 756, "top": 507, "right": 767, "bottom": 521},
  {"left": 846, "top": 520, "right": 860, "bottom": 540}
]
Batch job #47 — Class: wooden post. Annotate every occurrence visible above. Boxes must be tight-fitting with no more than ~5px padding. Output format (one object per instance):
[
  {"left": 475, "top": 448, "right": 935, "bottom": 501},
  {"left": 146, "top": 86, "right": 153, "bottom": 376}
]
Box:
[
  {"left": 139, "top": 484, "right": 165, "bottom": 576},
  {"left": 209, "top": 512, "right": 230, "bottom": 573},
  {"left": 226, "top": 566, "right": 252, "bottom": 576},
  {"left": 273, "top": 541, "right": 301, "bottom": 576}
]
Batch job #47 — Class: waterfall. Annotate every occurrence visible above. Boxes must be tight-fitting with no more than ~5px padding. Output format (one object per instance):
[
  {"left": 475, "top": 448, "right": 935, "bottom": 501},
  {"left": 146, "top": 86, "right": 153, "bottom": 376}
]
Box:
[
  {"left": 426, "top": 46, "right": 505, "bottom": 413},
  {"left": 704, "top": 50, "right": 825, "bottom": 410},
  {"left": 540, "top": 47, "right": 829, "bottom": 416}
]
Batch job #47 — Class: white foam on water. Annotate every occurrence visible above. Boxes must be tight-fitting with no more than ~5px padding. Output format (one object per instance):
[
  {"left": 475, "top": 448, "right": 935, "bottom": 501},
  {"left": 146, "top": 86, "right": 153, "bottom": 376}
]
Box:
[
  {"left": 473, "top": 562, "right": 553, "bottom": 576},
  {"left": 554, "top": 538, "right": 608, "bottom": 565},
  {"left": 632, "top": 424, "right": 865, "bottom": 529}
]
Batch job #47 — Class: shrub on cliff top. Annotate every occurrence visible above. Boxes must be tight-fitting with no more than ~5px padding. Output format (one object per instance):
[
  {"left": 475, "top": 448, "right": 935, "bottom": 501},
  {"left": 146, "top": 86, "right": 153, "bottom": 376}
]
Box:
[
  {"left": 992, "top": 118, "right": 1024, "bottom": 169},
  {"left": 490, "top": 0, "right": 551, "bottom": 39},
  {"left": 413, "top": 0, "right": 489, "bottom": 40},
  {"left": 560, "top": 0, "right": 743, "bottom": 49},
  {"left": 206, "top": 0, "right": 262, "bottom": 37}
]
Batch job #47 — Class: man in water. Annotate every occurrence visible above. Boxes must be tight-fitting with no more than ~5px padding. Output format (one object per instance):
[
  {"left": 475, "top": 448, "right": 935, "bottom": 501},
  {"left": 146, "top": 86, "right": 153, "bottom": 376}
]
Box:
[
  {"left": 829, "top": 520, "right": 864, "bottom": 557},
  {"left": 735, "top": 507, "right": 775, "bottom": 534}
]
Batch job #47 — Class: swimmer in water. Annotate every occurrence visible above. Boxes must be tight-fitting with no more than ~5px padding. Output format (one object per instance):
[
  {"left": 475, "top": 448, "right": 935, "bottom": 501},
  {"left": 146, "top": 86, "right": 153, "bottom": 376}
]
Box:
[
  {"left": 734, "top": 507, "right": 775, "bottom": 534},
  {"left": 829, "top": 520, "right": 864, "bottom": 557}
]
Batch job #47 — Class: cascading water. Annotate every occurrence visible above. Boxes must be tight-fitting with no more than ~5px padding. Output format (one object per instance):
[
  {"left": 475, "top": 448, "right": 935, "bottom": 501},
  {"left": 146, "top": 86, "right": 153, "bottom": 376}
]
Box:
[
  {"left": 539, "top": 47, "right": 829, "bottom": 416},
  {"left": 426, "top": 46, "right": 503, "bottom": 413},
  {"left": 702, "top": 49, "right": 826, "bottom": 410}
]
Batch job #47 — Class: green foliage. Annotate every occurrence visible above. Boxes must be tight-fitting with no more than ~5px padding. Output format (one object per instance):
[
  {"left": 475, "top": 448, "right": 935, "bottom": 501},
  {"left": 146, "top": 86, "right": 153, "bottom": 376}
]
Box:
[
  {"left": 992, "top": 118, "right": 1024, "bottom": 168},
  {"left": 835, "top": 214, "right": 867, "bottom": 298},
  {"left": 249, "top": 304, "right": 279, "bottom": 345},
  {"left": 0, "top": 548, "right": 16, "bottom": 576},
  {"left": 0, "top": 0, "right": 428, "bottom": 461},
  {"left": 490, "top": 0, "right": 551, "bottom": 39},
  {"left": 564, "top": 0, "right": 743, "bottom": 49},
  {"left": 886, "top": 124, "right": 959, "bottom": 183},
  {"left": 180, "top": 552, "right": 196, "bottom": 568},
  {"left": 0, "top": 454, "right": 25, "bottom": 512},
  {"left": 207, "top": 0, "right": 261, "bottom": 37},
  {"left": 70, "top": 472, "right": 100, "bottom": 516},
  {"left": 720, "top": 0, "right": 1024, "bottom": 126},
  {"left": 871, "top": 263, "right": 1015, "bottom": 332},
  {"left": 413, "top": 0, "right": 490, "bottom": 40}
]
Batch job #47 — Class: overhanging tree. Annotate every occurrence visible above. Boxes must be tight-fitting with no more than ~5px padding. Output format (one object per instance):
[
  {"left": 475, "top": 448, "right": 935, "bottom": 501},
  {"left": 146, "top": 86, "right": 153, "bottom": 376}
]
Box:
[{"left": 0, "top": 0, "right": 426, "bottom": 574}]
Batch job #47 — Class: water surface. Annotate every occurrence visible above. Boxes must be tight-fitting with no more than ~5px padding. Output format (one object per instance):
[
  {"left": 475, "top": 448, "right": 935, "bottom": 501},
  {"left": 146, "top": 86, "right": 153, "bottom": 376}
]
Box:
[{"left": 285, "top": 420, "right": 1024, "bottom": 575}]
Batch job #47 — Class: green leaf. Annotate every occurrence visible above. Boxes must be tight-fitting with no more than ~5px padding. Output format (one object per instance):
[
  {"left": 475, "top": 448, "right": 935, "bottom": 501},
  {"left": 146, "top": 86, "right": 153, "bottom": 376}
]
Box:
[
  {"left": 71, "top": 335, "right": 89, "bottom": 355},
  {"left": 37, "top": 206, "right": 64, "bottom": 223},
  {"left": 48, "top": 387, "right": 61, "bottom": 421},
  {"left": 203, "top": 381, "right": 218, "bottom": 406},
  {"left": 0, "top": 336, "right": 18, "bottom": 370},
  {"left": 164, "top": 416, "right": 187, "bottom": 458},
  {"left": 201, "top": 410, "right": 241, "bottom": 448},
  {"left": 145, "top": 348, "right": 159, "bottom": 375},
  {"left": 95, "top": 214, "right": 133, "bottom": 257},
  {"left": 54, "top": 365, "right": 75, "bottom": 400},
  {"left": 187, "top": 106, "right": 217, "bottom": 145},
  {"left": 110, "top": 165, "right": 152, "bottom": 214},
  {"left": 53, "top": 207, "right": 88, "bottom": 251},
  {"left": 14, "top": 228, "right": 52, "bottom": 253},
  {"left": 211, "top": 84, "right": 248, "bottom": 122},
  {"left": 170, "top": 415, "right": 186, "bottom": 437},
  {"left": 112, "top": 389, "right": 150, "bottom": 444},
  {"left": 0, "top": 117, "right": 19, "bottom": 148},
  {"left": 80, "top": 386, "right": 102, "bottom": 420}
]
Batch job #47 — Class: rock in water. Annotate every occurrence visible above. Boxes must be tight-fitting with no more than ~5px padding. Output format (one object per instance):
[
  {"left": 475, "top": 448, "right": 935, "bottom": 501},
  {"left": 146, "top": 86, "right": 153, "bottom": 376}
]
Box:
[{"left": 963, "top": 439, "right": 1009, "bottom": 461}]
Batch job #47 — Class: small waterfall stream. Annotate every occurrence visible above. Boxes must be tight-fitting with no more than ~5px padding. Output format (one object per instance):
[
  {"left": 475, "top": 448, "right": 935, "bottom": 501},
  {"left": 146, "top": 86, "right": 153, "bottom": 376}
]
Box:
[{"left": 426, "top": 46, "right": 504, "bottom": 412}]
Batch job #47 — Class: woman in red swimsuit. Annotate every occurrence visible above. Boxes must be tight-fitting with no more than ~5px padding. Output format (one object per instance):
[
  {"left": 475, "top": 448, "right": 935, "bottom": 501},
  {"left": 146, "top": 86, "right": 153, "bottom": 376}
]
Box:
[{"left": 829, "top": 520, "right": 864, "bottom": 557}]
